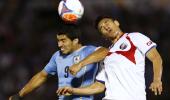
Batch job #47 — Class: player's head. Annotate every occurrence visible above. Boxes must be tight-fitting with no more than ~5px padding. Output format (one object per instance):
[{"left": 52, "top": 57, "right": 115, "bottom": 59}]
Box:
[
  {"left": 95, "top": 16, "right": 121, "bottom": 39},
  {"left": 56, "top": 24, "right": 82, "bottom": 54}
]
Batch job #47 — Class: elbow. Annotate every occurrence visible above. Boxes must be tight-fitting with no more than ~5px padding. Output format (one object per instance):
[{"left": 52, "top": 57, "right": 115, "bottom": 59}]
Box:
[{"left": 157, "top": 55, "right": 163, "bottom": 65}]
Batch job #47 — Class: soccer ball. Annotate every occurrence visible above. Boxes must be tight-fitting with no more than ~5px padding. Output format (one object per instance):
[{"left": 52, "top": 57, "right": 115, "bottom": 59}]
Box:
[{"left": 58, "top": 0, "right": 84, "bottom": 23}]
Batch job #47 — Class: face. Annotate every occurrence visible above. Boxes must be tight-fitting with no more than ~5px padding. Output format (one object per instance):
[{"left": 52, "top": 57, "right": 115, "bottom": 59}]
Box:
[
  {"left": 98, "top": 18, "right": 120, "bottom": 38},
  {"left": 57, "top": 34, "right": 74, "bottom": 54}
]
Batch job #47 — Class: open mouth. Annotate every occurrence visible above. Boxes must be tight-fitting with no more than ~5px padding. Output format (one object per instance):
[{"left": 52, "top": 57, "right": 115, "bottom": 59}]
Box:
[{"left": 60, "top": 48, "right": 65, "bottom": 52}]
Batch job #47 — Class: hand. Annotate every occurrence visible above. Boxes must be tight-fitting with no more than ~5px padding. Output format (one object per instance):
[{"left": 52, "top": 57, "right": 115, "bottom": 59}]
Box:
[
  {"left": 9, "top": 94, "right": 22, "bottom": 100},
  {"left": 69, "top": 63, "right": 82, "bottom": 76},
  {"left": 56, "top": 87, "right": 73, "bottom": 96},
  {"left": 149, "top": 80, "right": 163, "bottom": 95}
]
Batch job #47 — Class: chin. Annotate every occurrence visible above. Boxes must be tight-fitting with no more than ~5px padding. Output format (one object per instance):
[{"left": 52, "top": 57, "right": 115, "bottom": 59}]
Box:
[
  {"left": 62, "top": 52, "right": 67, "bottom": 54},
  {"left": 62, "top": 51, "right": 71, "bottom": 55}
]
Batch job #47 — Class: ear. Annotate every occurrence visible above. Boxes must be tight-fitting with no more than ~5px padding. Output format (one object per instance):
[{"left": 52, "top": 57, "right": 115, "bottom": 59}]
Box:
[
  {"left": 114, "top": 20, "right": 120, "bottom": 26},
  {"left": 73, "top": 38, "right": 79, "bottom": 44}
]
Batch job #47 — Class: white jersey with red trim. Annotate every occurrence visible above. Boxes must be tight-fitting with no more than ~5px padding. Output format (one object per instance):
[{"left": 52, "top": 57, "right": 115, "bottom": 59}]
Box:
[{"left": 96, "top": 32, "right": 156, "bottom": 100}]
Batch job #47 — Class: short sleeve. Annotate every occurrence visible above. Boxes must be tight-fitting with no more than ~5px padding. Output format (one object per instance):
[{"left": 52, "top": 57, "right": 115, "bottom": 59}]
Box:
[
  {"left": 44, "top": 52, "right": 57, "bottom": 75},
  {"left": 75, "top": 45, "right": 98, "bottom": 78},
  {"left": 128, "top": 32, "right": 157, "bottom": 55}
]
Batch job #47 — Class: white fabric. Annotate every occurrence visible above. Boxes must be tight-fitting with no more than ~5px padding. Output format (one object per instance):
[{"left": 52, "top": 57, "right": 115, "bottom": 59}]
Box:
[{"left": 96, "top": 32, "right": 156, "bottom": 100}]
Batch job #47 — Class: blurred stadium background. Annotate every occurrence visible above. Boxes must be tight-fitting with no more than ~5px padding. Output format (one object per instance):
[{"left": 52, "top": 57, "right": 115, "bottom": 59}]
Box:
[{"left": 0, "top": 0, "right": 170, "bottom": 100}]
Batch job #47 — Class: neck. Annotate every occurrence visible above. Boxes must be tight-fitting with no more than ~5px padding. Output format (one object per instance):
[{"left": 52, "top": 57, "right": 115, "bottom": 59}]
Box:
[
  {"left": 112, "top": 31, "right": 124, "bottom": 44},
  {"left": 73, "top": 44, "right": 82, "bottom": 51}
]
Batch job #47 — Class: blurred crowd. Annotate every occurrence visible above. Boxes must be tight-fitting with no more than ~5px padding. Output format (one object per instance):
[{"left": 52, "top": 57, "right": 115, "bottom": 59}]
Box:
[{"left": 0, "top": 0, "right": 170, "bottom": 100}]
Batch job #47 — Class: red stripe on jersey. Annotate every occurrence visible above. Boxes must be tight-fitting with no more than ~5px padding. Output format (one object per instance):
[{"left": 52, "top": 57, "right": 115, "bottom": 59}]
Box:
[
  {"left": 107, "top": 52, "right": 113, "bottom": 56},
  {"left": 115, "top": 36, "right": 136, "bottom": 64}
]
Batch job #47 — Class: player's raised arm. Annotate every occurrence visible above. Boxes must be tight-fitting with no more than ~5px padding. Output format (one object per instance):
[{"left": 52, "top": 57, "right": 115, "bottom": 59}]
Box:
[
  {"left": 9, "top": 70, "right": 48, "bottom": 100},
  {"left": 69, "top": 47, "right": 109, "bottom": 76},
  {"left": 57, "top": 81, "right": 105, "bottom": 95},
  {"left": 146, "top": 47, "right": 163, "bottom": 95}
]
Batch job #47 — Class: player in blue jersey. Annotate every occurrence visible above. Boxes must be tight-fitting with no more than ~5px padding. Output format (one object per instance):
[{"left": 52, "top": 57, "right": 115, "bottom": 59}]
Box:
[{"left": 9, "top": 25, "right": 107, "bottom": 100}]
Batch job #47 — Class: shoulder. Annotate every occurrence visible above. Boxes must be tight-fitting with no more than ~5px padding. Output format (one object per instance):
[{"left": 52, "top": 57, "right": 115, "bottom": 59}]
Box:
[
  {"left": 126, "top": 32, "right": 152, "bottom": 43},
  {"left": 82, "top": 45, "right": 98, "bottom": 53},
  {"left": 51, "top": 51, "right": 60, "bottom": 58},
  {"left": 127, "top": 32, "right": 148, "bottom": 39},
  {"left": 83, "top": 45, "right": 97, "bottom": 49}
]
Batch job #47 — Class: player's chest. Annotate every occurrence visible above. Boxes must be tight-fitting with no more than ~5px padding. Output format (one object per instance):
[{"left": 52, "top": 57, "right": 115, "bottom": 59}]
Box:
[
  {"left": 110, "top": 37, "right": 133, "bottom": 52},
  {"left": 59, "top": 54, "right": 84, "bottom": 65},
  {"left": 56, "top": 53, "right": 85, "bottom": 68},
  {"left": 56, "top": 54, "right": 85, "bottom": 77},
  {"left": 106, "top": 36, "right": 137, "bottom": 64}
]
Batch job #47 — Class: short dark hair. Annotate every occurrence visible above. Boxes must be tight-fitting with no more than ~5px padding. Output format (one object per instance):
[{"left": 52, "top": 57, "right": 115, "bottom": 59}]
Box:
[
  {"left": 95, "top": 15, "right": 114, "bottom": 29},
  {"left": 57, "top": 24, "right": 82, "bottom": 42}
]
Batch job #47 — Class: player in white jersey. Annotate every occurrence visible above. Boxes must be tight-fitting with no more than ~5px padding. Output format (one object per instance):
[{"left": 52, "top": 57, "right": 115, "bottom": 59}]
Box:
[
  {"left": 9, "top": 24, "right": 107, "bottom": 100},
  {"left": 57, "top": 16, "right": 163, "bottom": 100}
]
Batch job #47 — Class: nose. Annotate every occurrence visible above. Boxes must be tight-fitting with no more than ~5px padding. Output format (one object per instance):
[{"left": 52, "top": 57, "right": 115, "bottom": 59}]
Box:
[
  {"left": 58, "top": 41, "right": 63, "bottom": 47},
  {"left": 103, "top": 26, "right": 110, "bottom": 31}
]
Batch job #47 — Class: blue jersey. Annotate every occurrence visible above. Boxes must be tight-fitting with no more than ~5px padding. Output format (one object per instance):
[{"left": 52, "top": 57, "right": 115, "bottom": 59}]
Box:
[{"left": 44, "top": 45, "right": 99, "bottom": 100}]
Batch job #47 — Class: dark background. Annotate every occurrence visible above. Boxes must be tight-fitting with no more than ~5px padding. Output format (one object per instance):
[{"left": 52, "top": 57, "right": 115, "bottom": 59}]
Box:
[{"left": 0, "top": 0, "right": 170, "bottom": 100}]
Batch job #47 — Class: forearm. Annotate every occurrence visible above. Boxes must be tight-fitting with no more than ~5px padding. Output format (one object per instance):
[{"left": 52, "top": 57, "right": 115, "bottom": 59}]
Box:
[
  {"left": 146, "top": 48, "right": 163, "bottom": 81},
  {"left": 72, "top": 81, "right": 105, "bottom": 95},
  {"left": 152, "top": 56, "right": 163, "bottom": 81},
  {"left": 72, "top": 88, "right": 101, "bottom": 95},
  {"left": 80, "top": 47, "right": 108, "bottom": 67},
  {"left": 19, "top": 71, "right": 47, "bottom": 97}
]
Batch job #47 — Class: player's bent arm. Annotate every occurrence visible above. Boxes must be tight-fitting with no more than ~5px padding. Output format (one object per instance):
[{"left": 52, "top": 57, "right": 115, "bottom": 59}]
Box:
[
  {"left": 57, "top": 81, "right": 105, "bottom": 95},
  {"left": 73, "top": 81, "right": 105, "bottom": 95},
  {"left": 19, "top": 70, "right": 48, "bottom": 97},
  {"left": 146, "top": 47, "right": 163, "bottom": 82}
]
